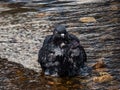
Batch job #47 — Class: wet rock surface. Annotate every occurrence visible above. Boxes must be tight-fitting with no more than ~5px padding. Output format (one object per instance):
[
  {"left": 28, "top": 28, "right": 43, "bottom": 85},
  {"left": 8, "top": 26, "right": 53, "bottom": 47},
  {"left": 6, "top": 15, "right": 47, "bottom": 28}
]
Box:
[
  {"left": 0, "top": 0, "right": 120, "bottom": 89},
  {"left": 0, "top": 58, "right": 45, "bottom": 90}
]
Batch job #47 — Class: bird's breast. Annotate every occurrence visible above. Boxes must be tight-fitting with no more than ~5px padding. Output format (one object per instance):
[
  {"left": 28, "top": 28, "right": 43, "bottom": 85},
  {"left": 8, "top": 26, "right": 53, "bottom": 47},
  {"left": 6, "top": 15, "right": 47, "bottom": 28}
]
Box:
[{"left": 54, "top": 47, "right": 63, "bottom": 56}]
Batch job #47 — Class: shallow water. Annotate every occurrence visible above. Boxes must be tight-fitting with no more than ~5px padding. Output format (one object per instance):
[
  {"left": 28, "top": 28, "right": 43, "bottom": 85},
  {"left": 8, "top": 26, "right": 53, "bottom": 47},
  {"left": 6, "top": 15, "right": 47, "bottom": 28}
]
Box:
[{"left": 0, "top": 0, "right": 120, "bottom": 90}]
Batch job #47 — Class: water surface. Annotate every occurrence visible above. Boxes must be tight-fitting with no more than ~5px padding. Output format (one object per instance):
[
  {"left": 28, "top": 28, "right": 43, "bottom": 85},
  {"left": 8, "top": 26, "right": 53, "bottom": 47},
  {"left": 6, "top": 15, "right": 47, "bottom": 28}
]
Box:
[{"left": 0, "top": 0, "right": 120, "bottom": 90}]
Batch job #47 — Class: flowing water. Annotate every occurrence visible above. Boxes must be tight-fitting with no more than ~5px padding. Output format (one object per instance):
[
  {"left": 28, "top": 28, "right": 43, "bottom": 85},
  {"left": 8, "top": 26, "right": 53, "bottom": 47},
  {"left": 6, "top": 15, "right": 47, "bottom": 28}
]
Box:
[{"left": 0, "top": 0, "right": 120, "bottom": 90}]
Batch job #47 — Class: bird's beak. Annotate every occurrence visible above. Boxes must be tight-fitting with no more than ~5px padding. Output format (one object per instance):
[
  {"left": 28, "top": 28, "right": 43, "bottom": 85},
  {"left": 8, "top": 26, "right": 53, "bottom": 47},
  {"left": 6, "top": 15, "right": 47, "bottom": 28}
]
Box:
[{"left": 61, "top": 34, "right": 65, "bottom": 38}]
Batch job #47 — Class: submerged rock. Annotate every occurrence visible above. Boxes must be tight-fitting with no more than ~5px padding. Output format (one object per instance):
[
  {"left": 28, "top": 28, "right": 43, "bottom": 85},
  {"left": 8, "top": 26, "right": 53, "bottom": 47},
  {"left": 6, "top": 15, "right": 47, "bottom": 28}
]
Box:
[
  {"left": 92, "top": 59, "right": 106, "bottom": 69},
  {"left": 93, "top": 73, "right": 113, "bottom": 83},
  {"left": 79, "top": 17, "right": 96, "bottom": 23}
]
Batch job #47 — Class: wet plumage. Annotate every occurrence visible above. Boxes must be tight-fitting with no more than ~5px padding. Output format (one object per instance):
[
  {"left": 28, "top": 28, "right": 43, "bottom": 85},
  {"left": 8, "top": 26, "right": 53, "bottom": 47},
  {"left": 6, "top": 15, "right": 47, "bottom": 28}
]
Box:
[{"left": 38, "top": 25, "right": 87, "bottom": 77}]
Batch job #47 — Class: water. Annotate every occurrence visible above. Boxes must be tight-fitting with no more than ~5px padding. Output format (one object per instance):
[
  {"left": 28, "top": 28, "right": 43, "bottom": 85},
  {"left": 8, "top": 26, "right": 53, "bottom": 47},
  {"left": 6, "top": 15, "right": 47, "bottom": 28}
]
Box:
[{"left": 0, "top": 0, "right": 120, "bottom": 90}]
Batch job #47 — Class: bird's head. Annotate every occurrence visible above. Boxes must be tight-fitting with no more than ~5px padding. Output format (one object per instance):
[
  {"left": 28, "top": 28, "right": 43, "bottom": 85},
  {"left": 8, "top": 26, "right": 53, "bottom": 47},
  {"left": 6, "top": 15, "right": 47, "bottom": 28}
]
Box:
[{"left": 53, "top": 25, "right": 68, "bottom": 40}]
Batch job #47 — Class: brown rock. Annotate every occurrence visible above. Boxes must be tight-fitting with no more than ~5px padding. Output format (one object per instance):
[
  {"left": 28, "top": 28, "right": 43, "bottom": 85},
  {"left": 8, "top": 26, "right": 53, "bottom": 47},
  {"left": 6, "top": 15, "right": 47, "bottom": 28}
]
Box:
[
  {"left": 79, "top": 17, "right": 96, "bottom": 23},
  {"left": 93, "top": 74, "right": 113, "bottom": 83},
  {"left": 47, "top": 81, "right": 55, "bottom": 85},
  {"left": 92, "top": 59, "right": 106, "bottom": 69}
]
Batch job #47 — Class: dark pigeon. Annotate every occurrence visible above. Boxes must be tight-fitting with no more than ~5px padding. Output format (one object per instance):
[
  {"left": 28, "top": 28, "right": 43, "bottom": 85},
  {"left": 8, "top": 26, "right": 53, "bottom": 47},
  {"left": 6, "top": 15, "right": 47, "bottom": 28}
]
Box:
[{"left": 38, "top": 25, "right": 87, "bottom": 77}]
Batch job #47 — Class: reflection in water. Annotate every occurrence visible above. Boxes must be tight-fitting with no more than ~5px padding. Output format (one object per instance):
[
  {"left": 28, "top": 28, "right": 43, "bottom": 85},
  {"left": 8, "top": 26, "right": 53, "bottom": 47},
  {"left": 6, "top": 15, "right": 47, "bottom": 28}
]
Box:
[{"left": 0, "top": 0, "right": 120, "bottom": 90}]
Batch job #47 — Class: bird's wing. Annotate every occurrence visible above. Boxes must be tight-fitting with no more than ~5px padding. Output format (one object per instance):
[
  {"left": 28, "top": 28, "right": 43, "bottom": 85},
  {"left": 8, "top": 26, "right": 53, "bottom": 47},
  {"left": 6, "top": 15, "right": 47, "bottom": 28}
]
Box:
[
  {"left": 38, "top": 35, "right": 52, "bottom": 66},
  {"left": 42, "top": 35, "right": 52, "bottom": 46},
  {"left": 79, "top": 45, "right": 87, "bottom": 62},
  {"left": 68, "top": 34, "right": 87, "bottom": 62},
  {"left": 68, "top": 34, "right": 80, "bottom": 43}
]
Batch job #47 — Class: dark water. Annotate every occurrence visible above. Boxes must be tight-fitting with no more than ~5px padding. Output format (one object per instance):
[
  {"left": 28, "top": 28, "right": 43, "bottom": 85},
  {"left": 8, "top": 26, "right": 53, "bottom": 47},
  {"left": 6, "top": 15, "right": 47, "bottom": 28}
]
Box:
[{"left": 0, "top": 0, "right": 120, "bottom": 90}]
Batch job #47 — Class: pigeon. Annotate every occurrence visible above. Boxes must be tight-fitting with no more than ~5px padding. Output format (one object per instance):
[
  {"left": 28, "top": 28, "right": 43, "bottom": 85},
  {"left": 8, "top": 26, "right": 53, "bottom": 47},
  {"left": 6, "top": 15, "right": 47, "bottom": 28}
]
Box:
[{"left": 38, "top": 25, "right": 87, "bottom": 77}]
